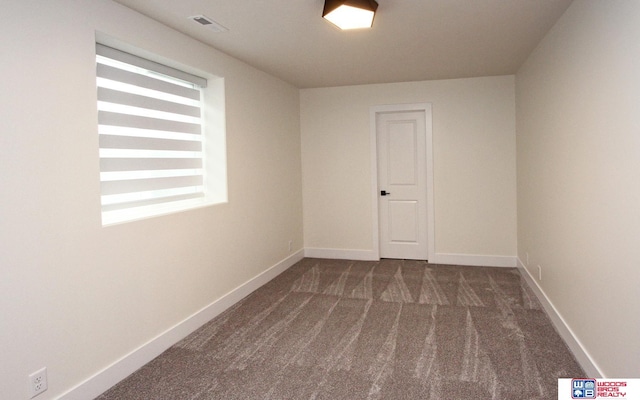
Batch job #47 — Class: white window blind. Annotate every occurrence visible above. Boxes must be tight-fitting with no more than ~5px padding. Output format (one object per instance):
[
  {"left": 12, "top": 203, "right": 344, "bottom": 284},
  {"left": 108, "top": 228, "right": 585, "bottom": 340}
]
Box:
[{"left": 96, "top": 44, "right": 208, "bottom": 225}]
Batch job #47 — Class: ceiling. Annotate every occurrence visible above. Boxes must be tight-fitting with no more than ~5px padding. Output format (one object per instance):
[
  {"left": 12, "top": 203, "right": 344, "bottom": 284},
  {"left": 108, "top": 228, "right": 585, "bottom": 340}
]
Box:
[{"left": 113, "top": 0, "right": 573, "bottom": 89}]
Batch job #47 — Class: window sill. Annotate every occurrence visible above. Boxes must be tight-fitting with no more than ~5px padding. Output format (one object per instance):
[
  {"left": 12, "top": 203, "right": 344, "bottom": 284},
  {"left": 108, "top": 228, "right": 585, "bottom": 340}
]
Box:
[{"left": 101, "top": 196, "right": 226, "bottom": 226}]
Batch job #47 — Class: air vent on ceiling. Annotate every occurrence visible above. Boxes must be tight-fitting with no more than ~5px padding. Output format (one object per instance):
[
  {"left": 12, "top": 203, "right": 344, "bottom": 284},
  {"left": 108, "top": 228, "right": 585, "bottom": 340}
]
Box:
[{"left": 188, "top": 15, "right": 228, "bottom": 33}]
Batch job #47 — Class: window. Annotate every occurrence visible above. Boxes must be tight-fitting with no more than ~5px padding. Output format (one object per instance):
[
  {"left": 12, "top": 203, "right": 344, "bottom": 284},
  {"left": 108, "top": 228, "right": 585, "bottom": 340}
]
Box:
[{"left": 96, "top": 44, "right": 221, "bottom": 225}]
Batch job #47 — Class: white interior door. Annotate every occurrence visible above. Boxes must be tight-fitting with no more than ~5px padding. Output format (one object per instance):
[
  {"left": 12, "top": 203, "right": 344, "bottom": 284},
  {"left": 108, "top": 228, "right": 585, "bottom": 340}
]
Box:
[{"left": 377, "top": 110, "right": 428, "bottom": 260}]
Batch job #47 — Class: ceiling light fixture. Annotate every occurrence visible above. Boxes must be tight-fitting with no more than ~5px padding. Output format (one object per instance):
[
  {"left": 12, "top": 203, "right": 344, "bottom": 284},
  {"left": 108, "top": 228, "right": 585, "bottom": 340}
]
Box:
[{"left": 323, "top": 0, "right": 379, "bottom": 30}]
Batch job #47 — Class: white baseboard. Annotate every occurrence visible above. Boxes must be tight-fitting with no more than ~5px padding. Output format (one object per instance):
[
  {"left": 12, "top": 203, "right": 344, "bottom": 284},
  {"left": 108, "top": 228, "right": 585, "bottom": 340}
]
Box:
[
  {"left": 303, "top": 248, "right": 516, "bottom": 267},
  {"left": 516, "top": 257, "right": 603, "bottom": 378},
  {"left": 59, "top": 249, "right": 305, "bottom": 400},
  {"left": 304, "top": 247, "right": 379, "bottom": 261},
  {"left": 430, "top": 253, "right": 517, "bottom": 267}
]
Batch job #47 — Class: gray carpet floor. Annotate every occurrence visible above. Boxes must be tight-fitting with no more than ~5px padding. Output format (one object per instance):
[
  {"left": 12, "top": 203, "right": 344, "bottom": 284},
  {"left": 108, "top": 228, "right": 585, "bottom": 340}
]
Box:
[{"left": 96, "top": 258, "right": 584, "bottom": 399}]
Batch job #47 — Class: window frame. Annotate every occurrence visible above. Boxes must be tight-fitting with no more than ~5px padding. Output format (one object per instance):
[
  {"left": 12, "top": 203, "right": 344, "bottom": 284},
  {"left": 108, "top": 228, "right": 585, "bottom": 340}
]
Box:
[{"left": 95, "top": 42, "right": 227, "bottom": 226}]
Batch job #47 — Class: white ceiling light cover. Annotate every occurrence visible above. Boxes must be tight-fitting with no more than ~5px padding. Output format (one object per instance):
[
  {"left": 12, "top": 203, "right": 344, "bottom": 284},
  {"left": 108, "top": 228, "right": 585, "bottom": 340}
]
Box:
[{"left": 324, "top": 5, "right": 375, "bottom": 30}]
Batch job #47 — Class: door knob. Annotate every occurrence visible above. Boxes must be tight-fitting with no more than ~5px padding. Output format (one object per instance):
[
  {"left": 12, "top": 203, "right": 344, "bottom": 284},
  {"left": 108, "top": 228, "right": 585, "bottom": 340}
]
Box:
[{"left": 381, "top": 190, "right": 391, "bottom": 196}]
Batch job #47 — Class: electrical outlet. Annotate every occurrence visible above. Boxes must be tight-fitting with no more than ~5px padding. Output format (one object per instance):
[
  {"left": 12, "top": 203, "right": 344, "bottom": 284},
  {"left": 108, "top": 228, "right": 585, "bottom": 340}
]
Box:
[
  {"left": 526, "top": 252, "right": 529, "bottom": 266},
  {"left": 537, "top": 265, "right": 542, "bottom": 281},
  {"left": 28, "top": 367, "right": 47, "bottom": 398},
  {"left": 288, "top": 240, "right": 293, "bottom": 252}
]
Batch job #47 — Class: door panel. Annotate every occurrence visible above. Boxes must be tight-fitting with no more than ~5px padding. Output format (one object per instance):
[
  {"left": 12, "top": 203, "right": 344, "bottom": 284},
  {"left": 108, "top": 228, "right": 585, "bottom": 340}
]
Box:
[
  {"left": 377, "top": 110, "right": 428, "bottom": 260},
  {"left": 388, "top": 125, "right": 416, "bottom": 185},
  {"left": 389, "top": 200, "right": 418, "bottom": 242}
]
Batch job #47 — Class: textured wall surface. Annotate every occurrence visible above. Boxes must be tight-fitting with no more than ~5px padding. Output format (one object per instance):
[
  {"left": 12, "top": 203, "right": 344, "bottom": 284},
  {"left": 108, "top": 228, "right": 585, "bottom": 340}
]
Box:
[{"left": 516, "top": 0, "right": 640, "bottom": 377}]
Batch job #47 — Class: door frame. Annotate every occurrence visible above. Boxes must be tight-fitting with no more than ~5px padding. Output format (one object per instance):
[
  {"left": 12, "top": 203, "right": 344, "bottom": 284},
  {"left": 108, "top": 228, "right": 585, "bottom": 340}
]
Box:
[{"left": 370, "top": 103, "right": 435, "bottom": 260}]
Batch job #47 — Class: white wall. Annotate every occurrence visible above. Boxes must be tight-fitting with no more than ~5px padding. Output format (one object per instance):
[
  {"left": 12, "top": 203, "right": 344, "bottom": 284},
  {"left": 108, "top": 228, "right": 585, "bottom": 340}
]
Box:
[
  {"left": 0, "top": 1, "right": 302, "bottom": 398},
  {"left": 516, "top": 0, "right": 640, "bottom": 377},
  {"left": 300, "top": 77, "right": 517, "bottom": 263}
]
